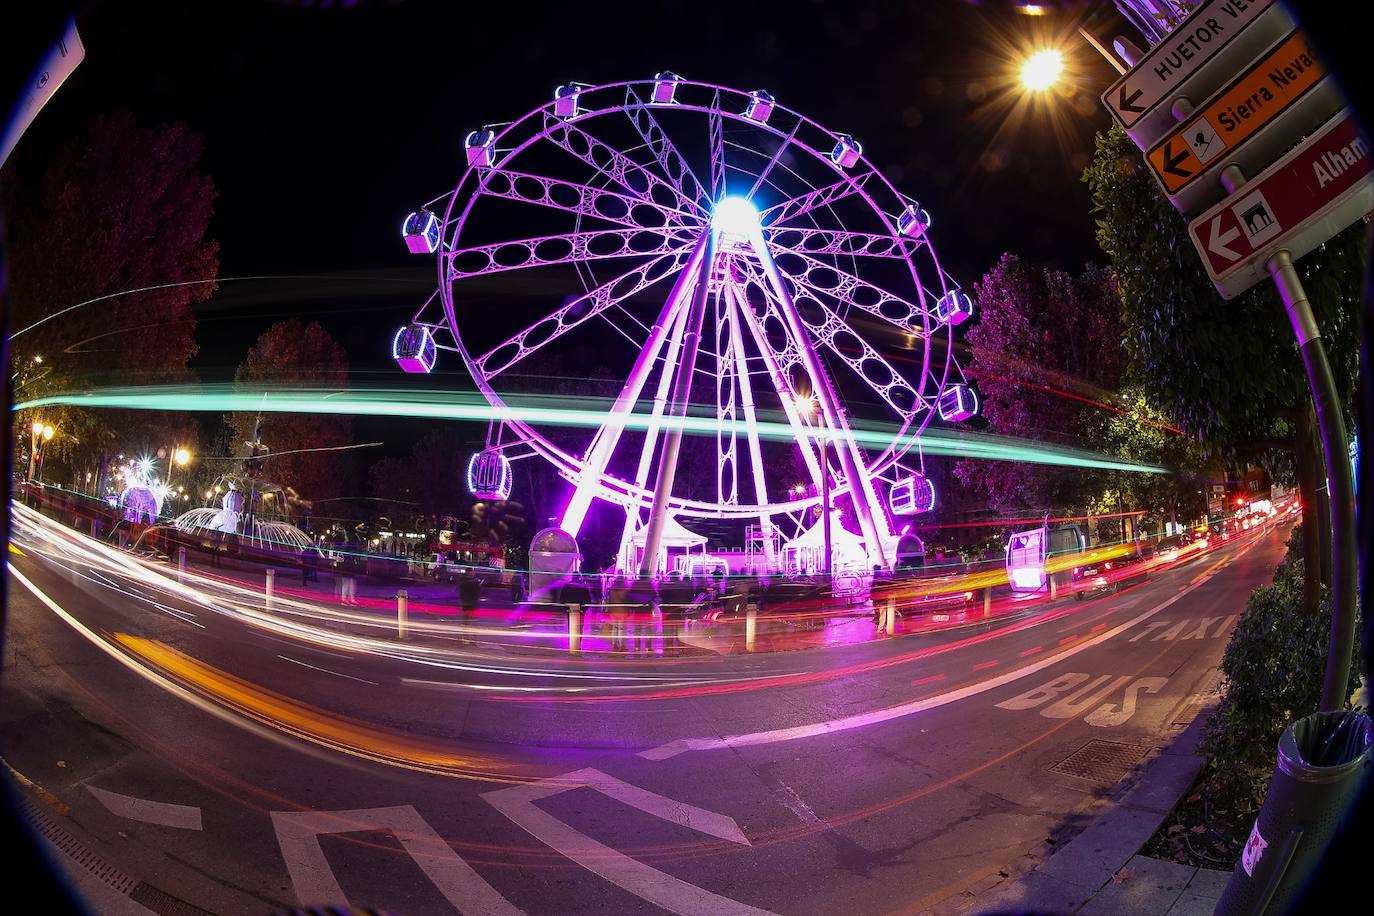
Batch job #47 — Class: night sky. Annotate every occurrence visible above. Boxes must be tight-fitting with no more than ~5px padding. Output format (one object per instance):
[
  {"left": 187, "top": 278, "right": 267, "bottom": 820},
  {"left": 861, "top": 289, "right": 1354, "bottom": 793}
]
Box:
[{"left": 6, "top": 0, "right": 1130, "bottom": 454}]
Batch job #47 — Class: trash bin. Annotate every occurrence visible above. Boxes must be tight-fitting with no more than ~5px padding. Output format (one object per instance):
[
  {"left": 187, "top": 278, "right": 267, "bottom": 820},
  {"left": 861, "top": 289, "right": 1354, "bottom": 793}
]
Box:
[{"left": 1216, "top": 710, "right": 1372, "bottom": 915}]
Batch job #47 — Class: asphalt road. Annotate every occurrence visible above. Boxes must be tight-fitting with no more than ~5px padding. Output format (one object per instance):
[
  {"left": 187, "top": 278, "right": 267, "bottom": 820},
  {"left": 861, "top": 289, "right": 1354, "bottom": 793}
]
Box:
[{"left": 2, "top": 506, "right": 1290, "bottom": 915}]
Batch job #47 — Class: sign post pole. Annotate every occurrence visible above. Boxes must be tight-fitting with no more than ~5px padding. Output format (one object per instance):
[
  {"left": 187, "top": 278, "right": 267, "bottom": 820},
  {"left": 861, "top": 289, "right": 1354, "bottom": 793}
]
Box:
[{"left": 1266, "top": 250, "right": 1358, "bottom": 710}]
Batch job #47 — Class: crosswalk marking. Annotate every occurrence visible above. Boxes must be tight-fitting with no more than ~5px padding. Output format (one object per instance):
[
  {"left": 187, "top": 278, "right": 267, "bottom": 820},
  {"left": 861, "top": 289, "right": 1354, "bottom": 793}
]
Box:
[
  {"left": 483, "top": 768, "right": 771, "bottom": 916},
  {"left": 271, "top": 805, "right": 521, "bottom": 915}
]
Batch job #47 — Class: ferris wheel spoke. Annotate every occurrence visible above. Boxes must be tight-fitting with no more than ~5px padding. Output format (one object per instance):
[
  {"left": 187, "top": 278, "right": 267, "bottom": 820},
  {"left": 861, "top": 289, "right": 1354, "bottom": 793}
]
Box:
[
  {"left": 623, "top": 88, "right": 712, "bottom": 208},
  {"left": 562, "top": 232, "right": 712, "bottom": 538},
  {"left": 723, "top": 285, "right": 783, "bottom": 565},
  {"left": 543, "top": 115, "right": 710, "bottom": 218},
  {"left": 475, "top": 167, "right": 697, "bottom": 232},
  {"left": 730, "top": 279, "right": 825, "bottom": 489},
  {"left": 713, "top": 271, "right": 738, "bottom": 505},
  {"left": 760, "top": 171, "right": 875, "bottom": 226},
  {"left": 744, "top": 120, "right": 801, "bottom": 202},
  {"left": 746, "top": 232, "right": 896, "bottom": 560},
  {"left": 797, "top": 295, "right": 927, "bottom": 422},
  {"left": 767, "top": 246, "right": 928, "bottom": 334},
  {"left": 767, "top": 227, "right": 922, "bottom": 261},
  {"left": 473, "top": 249, "right": 691, "bottom": 380},
  {"left": 447, "top": 227, "right": 696, "bottom": 280},
  {"left": 708, "top": 95, "right": 725, "bottom": 202}
]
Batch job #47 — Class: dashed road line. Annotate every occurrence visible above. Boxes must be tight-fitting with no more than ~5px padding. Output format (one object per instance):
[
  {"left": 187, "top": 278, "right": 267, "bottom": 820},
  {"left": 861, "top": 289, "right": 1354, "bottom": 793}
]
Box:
[{"left": 277, "top": 655, "right": 379, "bottom": 686}]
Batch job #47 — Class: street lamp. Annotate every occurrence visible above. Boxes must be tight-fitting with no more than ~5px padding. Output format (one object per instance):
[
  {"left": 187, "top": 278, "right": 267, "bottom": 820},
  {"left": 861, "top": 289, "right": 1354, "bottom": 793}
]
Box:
[
  {"left": 28, "top": 420, "right": 55, "bottom": 482},
  {"left": 796, "top": 394, "right": 831, "bottom": 579},
  {"left": 1019, "top": 48, "right": 1064, "bottom": 92},
  {"left": 167, "top": 446, "right": 191, "bottom": 487}
]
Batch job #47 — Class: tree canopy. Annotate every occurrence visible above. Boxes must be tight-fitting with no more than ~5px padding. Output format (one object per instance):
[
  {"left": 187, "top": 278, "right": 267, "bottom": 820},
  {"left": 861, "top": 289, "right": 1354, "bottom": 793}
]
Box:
[
  {"left": 1081, "top": 123, "right": 1361, "bottom": 454},
  {"left": 229, "top": 319, "right": 353, "bottom": 503},
  {"left": 5, "top": 110, "right": 219, "bottom": 473},
  {"left": 954, "top": 253, "right": 1126, "bottom": 515}
]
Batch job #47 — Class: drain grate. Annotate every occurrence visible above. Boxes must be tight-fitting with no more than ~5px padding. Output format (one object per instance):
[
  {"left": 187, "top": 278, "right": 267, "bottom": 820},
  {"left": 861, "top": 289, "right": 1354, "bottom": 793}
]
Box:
[
  {"left": 130, "top": 883, "right": 215, "bottom": 916},
  {"left": 1048, "top": 740, "right": 1153, "bottom": 782},
  {"left": 18, "top": 788, "right": 213, "bottom": 915},
  {"left": 18, "top": 793, "right": 139, "bottom": 895}
]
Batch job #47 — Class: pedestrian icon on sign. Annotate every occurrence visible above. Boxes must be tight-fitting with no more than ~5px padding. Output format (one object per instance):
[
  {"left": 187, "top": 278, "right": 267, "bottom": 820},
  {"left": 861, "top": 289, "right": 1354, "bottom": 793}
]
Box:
[{"left": 1193, "top": 130, "right": 1212, "bottom": 156}]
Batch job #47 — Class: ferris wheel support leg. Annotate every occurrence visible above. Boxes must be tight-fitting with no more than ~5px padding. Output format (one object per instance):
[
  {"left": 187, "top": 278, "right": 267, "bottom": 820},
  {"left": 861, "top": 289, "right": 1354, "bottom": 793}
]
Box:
[
  {"left": 639, "top": 230, "right": 718, "bottom": 579},
  {"left": 615, "top": 303, "right": 693, "bottom": 570},
  {"left": 734, "top": 287, "right": 825, "bottom": 488},
  {"left": 748, "top": 232, "right": 892, "bottom": 568},
  {"left": 559, "top": 232, "right": 709, "bottom": 539},
  {"left": 724, "top": 285, "right": 778, "bottom": 572}
]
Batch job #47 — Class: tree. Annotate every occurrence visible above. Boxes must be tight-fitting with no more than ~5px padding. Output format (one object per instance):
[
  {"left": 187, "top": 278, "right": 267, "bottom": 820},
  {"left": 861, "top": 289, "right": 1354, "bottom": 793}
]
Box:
[
  {"left": 5, "top": 111, "right": 219, "bottom": 479},
  {"left": 229, "top": 320, "right": 353, "bottom": 502},
  {"left": 953, "top": 254, "right": 1124, "bottom": 515},
  {"left": 1083, "top": 124, "right": 1362, "bottom": 605},
  {"left": 1083, "top": 383, "right": 1211, "bottom": 539}
]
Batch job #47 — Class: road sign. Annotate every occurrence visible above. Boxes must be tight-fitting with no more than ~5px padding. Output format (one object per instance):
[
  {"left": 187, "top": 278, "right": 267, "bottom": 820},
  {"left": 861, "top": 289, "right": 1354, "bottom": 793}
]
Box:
[
  {"left": 1188, "top": 111, "right": 1373, "bottom": 298},
  {"left": 1102, "top": 0, "right": 1291, "bottom": 146},
  {"left": 1145, "top": 29, "right": 1341, "bottom": 209}
]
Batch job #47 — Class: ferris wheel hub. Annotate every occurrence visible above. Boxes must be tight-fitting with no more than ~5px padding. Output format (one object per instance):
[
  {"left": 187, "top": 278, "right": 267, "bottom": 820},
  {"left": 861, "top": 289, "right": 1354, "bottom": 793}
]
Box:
[{"left": 711, "top": 195, "right": 762, "bottom": 240}]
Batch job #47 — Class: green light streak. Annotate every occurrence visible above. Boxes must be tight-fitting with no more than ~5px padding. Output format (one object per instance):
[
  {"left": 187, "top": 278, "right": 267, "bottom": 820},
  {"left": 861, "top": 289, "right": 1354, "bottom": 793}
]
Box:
[{"left": 15, "top": 384, "right": 1166, "bottom": 475}]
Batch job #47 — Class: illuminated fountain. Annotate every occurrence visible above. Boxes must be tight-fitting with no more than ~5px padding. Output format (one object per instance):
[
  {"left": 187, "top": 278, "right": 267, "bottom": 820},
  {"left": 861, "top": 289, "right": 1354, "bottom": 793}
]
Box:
[
  {"left": 172, "top": 482, "right": 312, "bottom": 552},
  {"left": 392, "top": 76, "right": 978, "bottom": 579}
]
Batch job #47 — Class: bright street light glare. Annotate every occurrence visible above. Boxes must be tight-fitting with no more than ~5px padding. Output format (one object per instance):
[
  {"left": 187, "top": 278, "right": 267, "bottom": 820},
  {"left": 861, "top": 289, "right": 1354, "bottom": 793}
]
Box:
[
  {"left": 42, "top": 425, "right": 55, "bottom": 441},
  {"left": 174, "top": 447, "right": 191, "bottom": 466},
  {"left": 1020, "top": 49, "right": 1064, "bottom": 92},
  {"left": 32, "top": 421, "right": 44, "bottom": 435}
]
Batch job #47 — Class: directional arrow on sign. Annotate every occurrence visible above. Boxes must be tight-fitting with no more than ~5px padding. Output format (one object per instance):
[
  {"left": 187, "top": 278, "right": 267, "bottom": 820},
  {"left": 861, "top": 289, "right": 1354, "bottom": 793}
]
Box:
[
  {"left": 1207, "top": 217, "right": 1242, "bottom": 262},
  {"left": 1162, "top": 141, "right": 1191, "bottom": 179},
  {"left": 1117, "top": 85, "right": 1144, "bottom": 115}
]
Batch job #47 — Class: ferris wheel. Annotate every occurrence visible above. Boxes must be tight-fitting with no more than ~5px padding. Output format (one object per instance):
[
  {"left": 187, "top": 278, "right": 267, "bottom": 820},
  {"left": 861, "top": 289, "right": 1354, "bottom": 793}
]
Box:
[{"left": 394, "top": 75, "right": 978, "bottom": 574}]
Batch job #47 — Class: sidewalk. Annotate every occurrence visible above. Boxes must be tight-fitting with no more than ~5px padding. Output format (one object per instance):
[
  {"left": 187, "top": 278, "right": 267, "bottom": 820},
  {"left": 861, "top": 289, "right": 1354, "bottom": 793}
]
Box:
[{"left": 932, "top": 711, "right": 1233, "bottom": 915}]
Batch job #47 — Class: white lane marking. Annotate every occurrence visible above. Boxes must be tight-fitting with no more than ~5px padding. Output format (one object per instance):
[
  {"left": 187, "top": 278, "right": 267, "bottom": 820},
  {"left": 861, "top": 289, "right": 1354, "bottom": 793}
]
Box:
[
  {"left": 483, "top": 768, "right": 769, "bottom": 916},
  {"left": 277, "top": 655, "right": 379, "bottom": 686},
  {"left": 271, "top": 805, "right": 521, "bottom": 915},
  {"left": 641, "top": 550, "right": 1237, "bottom": 760},
  {"left": 87, "top": 786, "right": 202, "bottom": 830},
  {"left": 769, "top": 777, "right": 822, "bottom": 825}
]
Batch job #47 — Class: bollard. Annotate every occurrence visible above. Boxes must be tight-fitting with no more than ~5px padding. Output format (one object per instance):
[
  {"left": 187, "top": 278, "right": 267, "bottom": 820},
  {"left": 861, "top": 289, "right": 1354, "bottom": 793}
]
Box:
[
  {"left": 745, "top": 608, "right": 757, "bottom": 652},
  {"left": 265, "top": 569, "right": 275, "bottom": 608},
  {"left": 886, "top": 603, "right": 898, "bottom": 636},
  {"left": 178, "top": 546, "right": 187, "bottom": 582},
  {"left": 1048, "top": 573, "right": 1058, "bottom": 599},
  {"left": 983, "top": 587, "right": 992, "bottom": 619},
  {"left": 568, "top": 604, "right": 582, "bottom": 654},
  {"left": 397, "top": 590, "right": 408, "bottom": 639}
]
